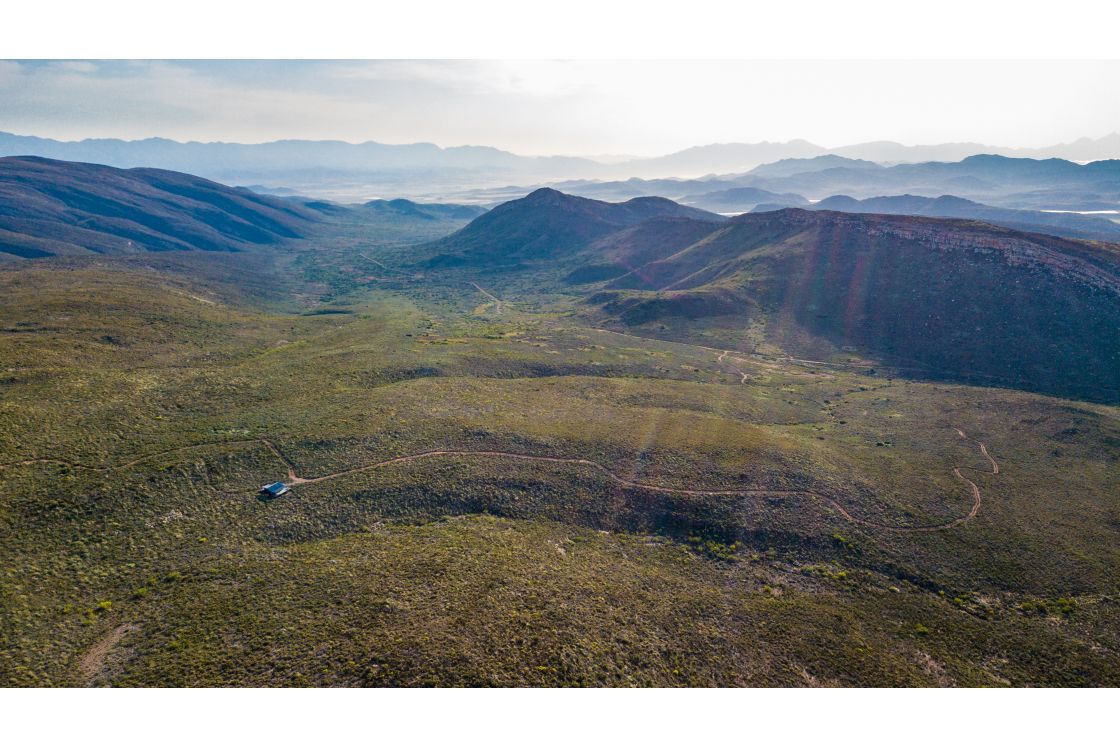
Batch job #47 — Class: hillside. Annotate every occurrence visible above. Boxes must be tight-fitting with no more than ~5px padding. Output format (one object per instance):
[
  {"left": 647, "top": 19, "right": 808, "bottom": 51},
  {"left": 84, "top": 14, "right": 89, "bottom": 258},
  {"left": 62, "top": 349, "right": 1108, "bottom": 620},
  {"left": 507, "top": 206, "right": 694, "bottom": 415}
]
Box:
[
  {"left": 582, "top": 209, "right": 1120, "bottom": 403},
  {"left": 563, "top": 216, "right": 725, "bottom": 284},
  {"left": 362, "top": 198, "right": 487, "bottom": 222},
  {"left": 0, "top": 157, "right": 318, "bottom": 258},
  {"left": 419, "top": 187, "right": 724, "bottom": 268}
]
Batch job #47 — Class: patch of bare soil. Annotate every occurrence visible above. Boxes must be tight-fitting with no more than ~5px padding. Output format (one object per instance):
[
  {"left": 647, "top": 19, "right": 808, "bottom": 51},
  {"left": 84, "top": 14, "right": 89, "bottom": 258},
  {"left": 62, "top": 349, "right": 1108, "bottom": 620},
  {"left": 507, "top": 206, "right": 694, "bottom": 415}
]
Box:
[{"left": 79, "top": 623, "right": 138, "bottom": 683}]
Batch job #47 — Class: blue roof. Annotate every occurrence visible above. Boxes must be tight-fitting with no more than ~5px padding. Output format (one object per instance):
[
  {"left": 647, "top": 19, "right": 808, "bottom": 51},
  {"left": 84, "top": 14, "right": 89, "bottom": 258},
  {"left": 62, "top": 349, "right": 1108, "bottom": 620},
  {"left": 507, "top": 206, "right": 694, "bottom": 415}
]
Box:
[{"left": 263, "top": 482, "right": 287, "bottom": 491}]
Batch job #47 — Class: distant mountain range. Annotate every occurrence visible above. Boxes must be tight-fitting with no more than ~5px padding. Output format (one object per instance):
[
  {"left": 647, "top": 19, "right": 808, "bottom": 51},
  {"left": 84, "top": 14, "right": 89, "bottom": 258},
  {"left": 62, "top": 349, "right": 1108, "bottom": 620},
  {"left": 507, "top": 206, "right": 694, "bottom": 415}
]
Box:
[
  {"left": 554, "top": 154, "right": 1120, "bottom": 214},
  {"left": 618, "top": 134, "right": 1120, "bottom": 177},
  {"left": 777, "top": 194, "right": 1120, "bottom": 242},
  {"left": 0, "top": 132, "right": 606, "bottom": 201},
  {"left": 733, "top": 154, "right": 1120, "bottom": 209},
  {"left": 3, "top": 130, "right": 1120, "bottom": 199}
]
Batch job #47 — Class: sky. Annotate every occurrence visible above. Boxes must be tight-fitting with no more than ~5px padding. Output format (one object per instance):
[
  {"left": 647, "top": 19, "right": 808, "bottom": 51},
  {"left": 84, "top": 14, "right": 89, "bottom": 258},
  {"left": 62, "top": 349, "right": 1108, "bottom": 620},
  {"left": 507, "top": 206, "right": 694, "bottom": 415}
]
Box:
[{"left": 1, "top": 60, "right": 1118, "bottom": 157}]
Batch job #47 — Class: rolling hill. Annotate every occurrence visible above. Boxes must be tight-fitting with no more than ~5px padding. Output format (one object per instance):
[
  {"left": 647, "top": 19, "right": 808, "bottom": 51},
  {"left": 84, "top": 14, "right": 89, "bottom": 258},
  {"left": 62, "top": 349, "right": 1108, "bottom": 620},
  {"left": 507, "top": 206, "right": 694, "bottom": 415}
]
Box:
[
  {"left": 542, "top": 177, "right": 809, "bottom": 210},
  {"left": 401, "top": 186, "right": 1120, "bottom": 401},
  {"left": 585, "top": 209, "right": 1120, "bottom": 402},
  {"left": 419, "top": 187, "right": 724, "bottom": 268},
  {"left": 362, "top": 198, "right": 487, "bottom": 222},
  {"left": 0, "top": 157, "right": 319, "bottom": 258}
]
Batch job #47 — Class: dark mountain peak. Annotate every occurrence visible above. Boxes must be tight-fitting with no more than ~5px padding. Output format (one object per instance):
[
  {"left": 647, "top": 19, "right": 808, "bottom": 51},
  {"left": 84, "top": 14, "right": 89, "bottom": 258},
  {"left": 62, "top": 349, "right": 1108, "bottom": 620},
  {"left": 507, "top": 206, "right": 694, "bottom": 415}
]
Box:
[
  {"left": 1083, "top": 159, "right": 1120, "bottom": 172},
  {"left": 748, "top": 154, "right": 883, "bottom": 178},
  {"left": 520, "top": 187, "right": 569, "bottom": 206},
  {"left": 365, "top": 197, "right": 419, "bottom": 210},
  {"left": 929, "top": 194, "right": 980, "bottom": 208},
  {"left": 421, "top": 189, "right": 722, "bottom": 268},
  {"left": 364, "top": 198, "right": 433, "bottom": 220},
  {"left": 615, "top": 195, "right": 724, "bottom": 223},
  {"left": 959, "top": 153, "right": 1078, "bottom": 167},
  {"left": 726, "top": 206, "right": 820, "bottom": 227},
  {"left": 812, "top": 194, "right": 861, "bottom": 210},
  {"left": 959, "top": 153, "right": 1013, "bottom": 164},
  {"left": 624, "top": 195, "right": 680, "bottom": 208},
  {"left": 485, "top": 188, "right": 720, "bottom": 225},
  {"left": 957, "top": 153, "right": 1084, "bottom": 174},
  {"left": 363, "top": 197, "right": 486, "bottom": 222}
]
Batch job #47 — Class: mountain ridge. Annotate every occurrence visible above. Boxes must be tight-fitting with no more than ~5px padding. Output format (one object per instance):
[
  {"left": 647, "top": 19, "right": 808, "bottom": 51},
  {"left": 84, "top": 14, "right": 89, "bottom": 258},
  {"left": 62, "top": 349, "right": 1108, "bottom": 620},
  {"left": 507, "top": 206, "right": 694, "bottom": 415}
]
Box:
[
  {"left": 0, "top": 156, "right": 318, "bottom": 258},
  {"left": 5, "top": 130, "right": 1120, "bottom": 198},
  {"left": 419, "top": 187, "right": 725, "bottom": 268},
  {"left": 583, "top": 207, "right": 1120, "bottom": 402}
]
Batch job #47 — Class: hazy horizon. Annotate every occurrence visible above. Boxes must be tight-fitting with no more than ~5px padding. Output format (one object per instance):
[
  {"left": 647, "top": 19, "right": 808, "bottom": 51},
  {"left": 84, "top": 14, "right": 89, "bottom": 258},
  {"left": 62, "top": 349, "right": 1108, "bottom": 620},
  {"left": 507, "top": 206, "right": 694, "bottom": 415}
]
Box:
[
  {"left": 3, "top": 127, "right": 1119, "bottom": 162},
  {"left": 3, "top": 60, "right": 1120, "bottom": 158}
]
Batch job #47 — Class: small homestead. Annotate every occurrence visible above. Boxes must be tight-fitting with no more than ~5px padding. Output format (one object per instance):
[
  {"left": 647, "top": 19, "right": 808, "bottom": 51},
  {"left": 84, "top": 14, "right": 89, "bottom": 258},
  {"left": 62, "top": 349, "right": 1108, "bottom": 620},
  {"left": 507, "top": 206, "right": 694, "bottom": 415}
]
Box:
[{"left": 259, "top": 481, "right": 290, "bottom": 499}]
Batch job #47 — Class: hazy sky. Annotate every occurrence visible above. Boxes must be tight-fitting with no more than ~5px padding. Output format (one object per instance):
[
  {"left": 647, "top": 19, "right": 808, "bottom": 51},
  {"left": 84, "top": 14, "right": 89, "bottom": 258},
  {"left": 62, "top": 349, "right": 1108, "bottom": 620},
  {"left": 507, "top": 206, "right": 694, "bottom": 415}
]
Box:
[{"left": 1, "top": 60, "right": 1118, "bottom": 156}]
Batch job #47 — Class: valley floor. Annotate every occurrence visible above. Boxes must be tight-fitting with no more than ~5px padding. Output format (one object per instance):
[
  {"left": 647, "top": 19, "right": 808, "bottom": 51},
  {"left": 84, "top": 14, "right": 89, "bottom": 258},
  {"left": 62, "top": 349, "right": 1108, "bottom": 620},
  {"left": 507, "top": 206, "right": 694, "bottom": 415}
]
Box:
[{"left": 1, "top": 244, "right": 1117, "bottom": 687}]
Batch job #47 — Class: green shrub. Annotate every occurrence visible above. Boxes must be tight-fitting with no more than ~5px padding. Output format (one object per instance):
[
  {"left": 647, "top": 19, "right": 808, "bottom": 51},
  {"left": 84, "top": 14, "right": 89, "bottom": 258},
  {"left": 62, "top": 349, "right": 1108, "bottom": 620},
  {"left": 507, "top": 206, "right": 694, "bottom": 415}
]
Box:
[{"left": 1019, "top": 597, "right": 1078, "bottom": 618}]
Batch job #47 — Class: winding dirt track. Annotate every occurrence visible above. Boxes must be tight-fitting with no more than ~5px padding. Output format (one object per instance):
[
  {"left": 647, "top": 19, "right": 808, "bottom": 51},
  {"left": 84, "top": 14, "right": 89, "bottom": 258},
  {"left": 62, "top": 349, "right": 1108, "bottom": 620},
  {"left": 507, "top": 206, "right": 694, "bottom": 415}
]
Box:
[
  {"left": 718, "top": 350, "right": 751, "bottom": 383},
  {"left": 1, "top": 428, "right": 997, "bottom": 532},
  {"left": 261, "top": 428, "right": 996, "bottom": 533}
]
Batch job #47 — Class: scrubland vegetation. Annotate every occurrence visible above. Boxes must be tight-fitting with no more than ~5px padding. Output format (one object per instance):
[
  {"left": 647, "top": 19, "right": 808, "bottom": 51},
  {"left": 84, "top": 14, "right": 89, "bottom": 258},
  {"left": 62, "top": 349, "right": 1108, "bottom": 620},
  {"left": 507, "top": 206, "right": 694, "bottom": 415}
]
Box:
[
  {"left": 1, "top": 263, "right": 1116, "bottom": 686},
  {"left": 1, "top": 188, "right": 1117, "bottom": 687}
]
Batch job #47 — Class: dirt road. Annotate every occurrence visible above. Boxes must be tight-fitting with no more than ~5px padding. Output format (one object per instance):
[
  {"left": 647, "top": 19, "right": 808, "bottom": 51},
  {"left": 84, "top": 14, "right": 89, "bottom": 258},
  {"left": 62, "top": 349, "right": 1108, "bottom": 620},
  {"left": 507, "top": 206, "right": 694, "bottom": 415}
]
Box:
[
  {"left": 2, "top": 427, "right": 998, "bottom": 533},
  {"left": 258, "top": 428, "right": 997, "bottom": 533},
  {"left": 470, "top": 281, "right": 504, "bottom": 314},
  {"left": 718, "top": 350, "right": 751, "bottom": 383}
]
